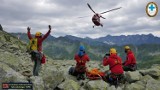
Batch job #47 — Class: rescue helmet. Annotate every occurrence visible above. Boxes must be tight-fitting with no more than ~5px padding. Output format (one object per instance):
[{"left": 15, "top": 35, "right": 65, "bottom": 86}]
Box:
[
  {"left": 124, "top": 46, "right": 130, "bottom": 50},
  {"left": 35, "top": 32, "right": 42, "bottom": 37},
  {"left": 109, "top": 48, "right": 117, "bottom": 55}
]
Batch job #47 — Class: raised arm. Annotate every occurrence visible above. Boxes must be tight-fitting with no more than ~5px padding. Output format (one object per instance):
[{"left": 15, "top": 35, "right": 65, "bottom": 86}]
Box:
[
  {"left": 27, "top": 27, "right": 32, "bottom": 39},
  {"left": 42, "top": 25, "right": 51, "bottom": 41}
]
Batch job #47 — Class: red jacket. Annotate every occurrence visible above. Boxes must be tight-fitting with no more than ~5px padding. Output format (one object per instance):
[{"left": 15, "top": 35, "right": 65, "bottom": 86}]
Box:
[
  {"left": 123, "top": 51, "right": 136, "bottom": 66},
  {"left": 74, "top": 54, "right": 90, "bottom": 67},
  {"left": 27, "top": 30, "right": 51, "bottom": 52},
  {"left": 103, "top": 54, "right": 124, "bottom": 74}
]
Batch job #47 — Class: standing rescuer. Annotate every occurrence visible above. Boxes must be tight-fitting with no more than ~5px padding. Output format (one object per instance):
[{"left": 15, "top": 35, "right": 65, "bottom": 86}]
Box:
[
  {"left": 123, "top": 46, "right": 137, "bottom": 71},
  {"left": 27, "top": 25, "right": 51, "bottom": 76},
  {"left": 102, "top": 48, "right": 124, "bottom": 84}
]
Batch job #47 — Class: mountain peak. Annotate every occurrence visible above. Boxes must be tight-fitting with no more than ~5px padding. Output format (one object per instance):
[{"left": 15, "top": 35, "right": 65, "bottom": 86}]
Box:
[
  {"left": 147, "top": 33, "right": 154, "bottom": 37},
  {"left": 63, "top": 35, "right": 82, "bottom": 41},
  {"left": 96, "top": 34, "right": 160, "bottom": 45},
  {"left": 65, "top": 35, "right": 81, "bottom": 38}
]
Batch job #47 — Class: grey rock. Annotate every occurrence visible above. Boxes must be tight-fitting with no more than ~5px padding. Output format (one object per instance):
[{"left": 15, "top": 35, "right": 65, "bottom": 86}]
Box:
[
  {"left": 124, "top": 83, "right": 145, "bottom": 90},
  {"left": 42, "top": 70, "right": 64, "bottom": 89},
  {"left": 0, "top": 63, "right": 28, "bottom": 84},
  {"left": 140, "top": 75, "right": 154, "bottom": 84},
  {"left": 57, "top": 80, "right": 80, "bottom": 90},
  {"left": 139, "top": 68, "right": 160, "bottom": 79},
  {"left": 30, "top": 76, "right": 45, "bottom": 90},
  {"left": 146, "top": 79, "right": 160, "bottom": 90},
  {"left": 21, "top": 69, "right": 32, "bottom": 77},
  {"left": 107, "top": 86, "right": 123, "bottom": 90},
  {"left": 125, "top": 71, "right": 142, "bottom": 83},
  {"left": 85, "top": 80, "right": 109, "bottom": 90}
]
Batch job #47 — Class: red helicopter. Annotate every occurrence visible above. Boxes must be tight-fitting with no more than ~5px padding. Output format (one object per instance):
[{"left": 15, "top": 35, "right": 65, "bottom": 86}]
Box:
[{"left": 80, "top": 3, "right": 122, "bottom": 28}]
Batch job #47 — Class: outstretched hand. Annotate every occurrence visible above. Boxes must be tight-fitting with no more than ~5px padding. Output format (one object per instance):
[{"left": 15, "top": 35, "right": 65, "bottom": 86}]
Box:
[
  {"left": 48, "top": 25, "right": 51, "bottom": 30},
  {"left": 27, "top": 27, "right": 31, "bottom": 31}
]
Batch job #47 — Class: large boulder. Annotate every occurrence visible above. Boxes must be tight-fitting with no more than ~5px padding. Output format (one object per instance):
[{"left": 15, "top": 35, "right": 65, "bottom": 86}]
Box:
[
  {"left": 57, "top": 80, "right": 80, "bottom": 90},
  {"left": 139, "top": 68, "right": 160, "bottom": 79},
  {"left": 85, "top": 80, "right": 109, "bottom": 90},
  {"left": 140, "top": 75, "right": 154, "bottom": 84},
  {"left": 30, "top": 76, "right": 45, "bottom": 90},
  {"left": 146, "top": 79, "right": 160, "bottom": 90},
  {"left": 125, "top": 71, "right": 142, "bottom": 83},
  {"left": 108, "top": 86, "right": 122, "bottom": 90},
  {"left": 42, "top": 70, "right": 64, "bottom": 89},
  {"left": 0, "top": 63, "right": 27, "bottom": 82},
  {"left": 124, "top": 83, "right": 145, "bottom": 90},
  {"left": 0, "top": 63, "right": 28, "bottom": 89},
  {"left": 0, "top": 47, "right": 32, "bottom": 73},
  {"left": 151, "top": 64, "right": 160, "bottom": 70}
]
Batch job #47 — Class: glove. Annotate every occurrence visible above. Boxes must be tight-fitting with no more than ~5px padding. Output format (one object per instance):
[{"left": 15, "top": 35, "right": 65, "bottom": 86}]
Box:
[
  {"left": 48, "top": 25, "right": 51, "bottom": 30},
  {"left": 27, "top": 27, "right": 31, "bottom": 31}
]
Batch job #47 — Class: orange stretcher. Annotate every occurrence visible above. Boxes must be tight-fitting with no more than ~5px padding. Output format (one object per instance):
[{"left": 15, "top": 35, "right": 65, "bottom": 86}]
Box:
[{"left": 86, "top": 68, "right": 105, "bottom": 80}]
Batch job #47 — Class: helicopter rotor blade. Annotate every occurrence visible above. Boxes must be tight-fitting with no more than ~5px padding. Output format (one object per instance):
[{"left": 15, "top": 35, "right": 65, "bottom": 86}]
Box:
[
  {"left": 87, "top": 3, "right": 96, "bottom": 14},
  {"left": 77, "top": 15, "right": 91, "bottom": 18},
  {"left": 100, "top": 7, "right": 122, "bottom": 14},
  {"left": 100, "top": 16, "right": 106, "bottom": 19}
]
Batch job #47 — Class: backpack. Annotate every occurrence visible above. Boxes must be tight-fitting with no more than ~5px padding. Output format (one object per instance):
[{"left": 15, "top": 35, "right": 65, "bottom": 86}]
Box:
[
  {"left": 27, "top": 38, "right": 38, "bottom": 52},
  {"left": 69, "top": 67, "right": 78, "bottom": 76},
  {"left": 41, "top": 54, "right": 46, "bottom": 64}
]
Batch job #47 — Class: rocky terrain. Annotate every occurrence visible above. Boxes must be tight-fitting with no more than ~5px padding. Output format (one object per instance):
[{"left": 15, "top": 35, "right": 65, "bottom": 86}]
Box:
[{"left": 0, "top": 27, "right": 160, "bottom": 90}]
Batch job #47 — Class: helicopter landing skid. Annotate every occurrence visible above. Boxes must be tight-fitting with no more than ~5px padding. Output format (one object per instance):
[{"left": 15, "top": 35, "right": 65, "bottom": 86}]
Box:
[{"left": 101, "top": 24, "right": 103, "bottom": 27}]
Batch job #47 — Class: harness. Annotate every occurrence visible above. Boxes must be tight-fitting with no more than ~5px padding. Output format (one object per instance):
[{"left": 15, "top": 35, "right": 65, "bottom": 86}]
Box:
[
  {"left": 76, "top": 57, "right": 86, "bottom": 73},
  {"left": 30, "top": 51, "right": 43, "bottom": 61}
]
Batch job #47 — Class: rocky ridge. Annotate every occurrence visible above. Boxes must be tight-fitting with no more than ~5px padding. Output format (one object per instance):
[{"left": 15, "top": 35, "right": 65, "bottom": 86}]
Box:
[{"left": 0, "top": 27, "right": 160, "bottom": 90}]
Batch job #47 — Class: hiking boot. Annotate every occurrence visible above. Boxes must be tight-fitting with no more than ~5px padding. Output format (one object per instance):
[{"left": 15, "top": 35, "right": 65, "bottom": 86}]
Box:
[
  {"left": 77, "top": 74, "right": 81, "bottom": 80},
  {"left": 77, "top": 74, "right": 85, "bottom": 80}
]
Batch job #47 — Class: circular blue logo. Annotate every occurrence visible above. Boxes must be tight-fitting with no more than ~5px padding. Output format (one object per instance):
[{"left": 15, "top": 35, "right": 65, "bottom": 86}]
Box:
[{"left": 146, "top": 2, "right": 158, "bottom": 17}]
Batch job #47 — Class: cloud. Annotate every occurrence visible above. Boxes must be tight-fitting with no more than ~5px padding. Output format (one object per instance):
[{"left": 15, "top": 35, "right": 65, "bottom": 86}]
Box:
[{"left": 0, "top": 0, "right": 159, "bottom": 38}]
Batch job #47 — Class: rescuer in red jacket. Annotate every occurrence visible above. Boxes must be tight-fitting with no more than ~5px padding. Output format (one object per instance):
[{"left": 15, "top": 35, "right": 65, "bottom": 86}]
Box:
[
  {"left": 27, "top": 25, "right": 51, "bottom": 76},
  {"left": 27, "top": 26, "right": 51, "bottom": 52},
  {"left": 123, "top": 46, "right": 137, "bottom": 71},
  {"left": 71, "top": 45, "right": 90, "bottom": 80},
  {"left": 102, "top": 48, "right": 124, "bottom": 83}
]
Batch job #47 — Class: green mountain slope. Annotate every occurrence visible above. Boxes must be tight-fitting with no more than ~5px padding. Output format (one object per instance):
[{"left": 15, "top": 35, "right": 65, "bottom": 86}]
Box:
[{"left": 11, "top": 32, "right": 160, "bottom": 69}]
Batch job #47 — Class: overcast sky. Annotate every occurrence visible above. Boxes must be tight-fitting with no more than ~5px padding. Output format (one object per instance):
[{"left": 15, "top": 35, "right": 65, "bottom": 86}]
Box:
[{"left": 0, "top": 0, "right": 159, "bottom": 38}]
